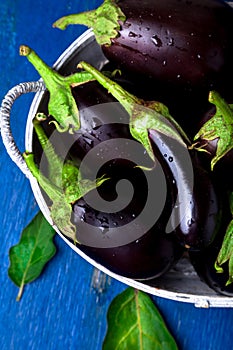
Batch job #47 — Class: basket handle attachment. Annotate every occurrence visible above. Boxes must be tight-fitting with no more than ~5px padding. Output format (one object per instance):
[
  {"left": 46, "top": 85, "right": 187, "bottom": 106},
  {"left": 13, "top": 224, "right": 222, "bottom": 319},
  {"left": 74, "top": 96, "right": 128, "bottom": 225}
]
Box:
[{"left": 0, "top": 81, "right": 46, "bottom": 178}]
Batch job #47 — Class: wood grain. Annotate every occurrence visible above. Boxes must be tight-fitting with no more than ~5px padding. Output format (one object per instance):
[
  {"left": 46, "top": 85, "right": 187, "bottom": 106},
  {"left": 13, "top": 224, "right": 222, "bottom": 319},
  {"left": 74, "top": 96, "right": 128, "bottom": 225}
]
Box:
[{"left": 1, "top": 1, "right": 233, "bottom": 349}]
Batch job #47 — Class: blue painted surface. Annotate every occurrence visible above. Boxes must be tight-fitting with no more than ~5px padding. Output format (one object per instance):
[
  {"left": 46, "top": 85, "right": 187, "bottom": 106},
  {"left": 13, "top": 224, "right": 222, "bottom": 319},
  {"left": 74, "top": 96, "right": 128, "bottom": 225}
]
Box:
[{"left": 1, "top": 1, "right": 233, "bottom": 349}]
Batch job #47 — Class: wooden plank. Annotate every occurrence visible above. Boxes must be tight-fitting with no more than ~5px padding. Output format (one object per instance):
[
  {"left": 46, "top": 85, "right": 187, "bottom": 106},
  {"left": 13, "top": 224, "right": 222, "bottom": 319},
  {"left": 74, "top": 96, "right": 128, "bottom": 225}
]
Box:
[{"left": 1, "top": 1, "right": 233, "bottom": 350}]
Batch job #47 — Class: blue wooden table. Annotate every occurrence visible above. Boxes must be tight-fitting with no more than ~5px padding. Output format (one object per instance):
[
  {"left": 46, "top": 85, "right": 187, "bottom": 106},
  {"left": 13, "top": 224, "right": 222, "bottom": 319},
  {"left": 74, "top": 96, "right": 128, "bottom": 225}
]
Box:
[{"left": 1, "top": 1, "right": 233, "bottom": 349}]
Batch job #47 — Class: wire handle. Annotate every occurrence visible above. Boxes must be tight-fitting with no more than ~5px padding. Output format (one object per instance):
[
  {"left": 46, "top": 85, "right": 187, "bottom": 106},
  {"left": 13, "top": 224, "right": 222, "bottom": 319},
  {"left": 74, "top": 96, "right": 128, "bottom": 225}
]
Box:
[{"left": 0, "top": 81, "right": 46, "bottom": 178}]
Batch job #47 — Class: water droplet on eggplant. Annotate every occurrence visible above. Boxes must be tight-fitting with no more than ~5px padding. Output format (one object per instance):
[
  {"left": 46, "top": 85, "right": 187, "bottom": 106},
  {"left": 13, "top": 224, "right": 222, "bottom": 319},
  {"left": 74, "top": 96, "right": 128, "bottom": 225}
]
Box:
[
  {"left": 168, "top": 37, "right": 174, "bottom": 46},
  {"left": 128, "top": 31, "right": 137, "bottom": 38},
  {"left": 151, "top": 35, "right": 163, "bottom": 47},
  {"left": 187, "top": 218, "right": 195, "bottom": 227},
  {"left": 83, "top": 136, "right": 94, "bottom": 147},
  {"left": 124, "top": 22, "right": 131, "bottom": 28}
]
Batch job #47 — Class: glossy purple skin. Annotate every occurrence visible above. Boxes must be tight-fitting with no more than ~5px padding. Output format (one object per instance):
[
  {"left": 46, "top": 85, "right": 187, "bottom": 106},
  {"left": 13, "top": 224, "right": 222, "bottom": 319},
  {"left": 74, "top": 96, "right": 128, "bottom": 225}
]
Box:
[
  {"left": 149, "top": 130, "right": 221, "bottom": 250},
  {"left": 72, "top": 195, "right": 184, "bottom": 280},
  {"left": 103, "top": 0, "right": 233, "bottom": 96}
]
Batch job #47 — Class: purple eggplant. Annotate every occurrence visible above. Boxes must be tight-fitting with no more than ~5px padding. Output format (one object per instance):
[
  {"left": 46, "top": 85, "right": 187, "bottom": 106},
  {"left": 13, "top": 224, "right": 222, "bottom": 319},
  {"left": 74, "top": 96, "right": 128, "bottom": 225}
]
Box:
[
  {"left": 53, "top": 0, "right": 233, "bottom": 100},
  {"left": 189, "top": 202, "right": 233, "bottom": 296},
  {"left": 149, "top": 130, "right": 221, "bottom": 250},
  {"left": 72, "top": 195, "right": 184, "bottom": 280},
  {"left": 189, "top": 247, "right": 233, "bottom": 296}
]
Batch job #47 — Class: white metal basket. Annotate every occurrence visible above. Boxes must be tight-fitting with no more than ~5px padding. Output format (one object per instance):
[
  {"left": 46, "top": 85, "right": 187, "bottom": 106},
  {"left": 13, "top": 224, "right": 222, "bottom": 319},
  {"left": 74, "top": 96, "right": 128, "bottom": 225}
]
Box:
[{"left": 1, "top": 29, "right": 233, "bottom": 308}]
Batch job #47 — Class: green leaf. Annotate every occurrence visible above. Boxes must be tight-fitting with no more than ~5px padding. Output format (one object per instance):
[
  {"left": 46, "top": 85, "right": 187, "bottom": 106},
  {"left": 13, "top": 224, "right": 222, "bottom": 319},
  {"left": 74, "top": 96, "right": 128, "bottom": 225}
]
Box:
[
  {"left": 8, "top": 211, "right": 56, "bottom": 301},
  {"left": 103, "top": 288, "right": 178, "bottom": 350},
  {"left": 193, "top": 91, "right": 233, "bottom": 170}
]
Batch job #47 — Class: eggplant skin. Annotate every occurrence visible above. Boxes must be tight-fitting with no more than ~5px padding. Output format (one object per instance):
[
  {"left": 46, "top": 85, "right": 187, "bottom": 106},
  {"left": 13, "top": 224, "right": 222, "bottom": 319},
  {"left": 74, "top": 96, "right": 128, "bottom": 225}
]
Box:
[
  {"left": 149, "top": 130, "right": 221, "bottom": 250},
  {"left": 189, "top": 248, "right": 233, "bottom": 296},
  {"left": 72, "top": 193, "right": 184, "bottom": 280},
  {"left": 102, "top": 0, "right": 233, "bottom": 96}
]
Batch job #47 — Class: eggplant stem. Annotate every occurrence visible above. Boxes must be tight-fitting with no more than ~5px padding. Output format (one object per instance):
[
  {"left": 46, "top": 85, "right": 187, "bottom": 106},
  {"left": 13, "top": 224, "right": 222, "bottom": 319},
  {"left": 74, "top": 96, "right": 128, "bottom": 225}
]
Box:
[
  {"left": 53, "top": 12, "right": 96, "bottom": 30},
  {"left": 79, "top": 61, "right": 188, "bottom": 161},
  {"left": 52, "top": 0, "right": 126, "bottom": 46},
  {"left": 33, "top": 116, "right": 65, "bottom": 187},
  {"left": 79, "top": 61, "right": 147, "bottom": 115},
  {"left": 19, "top": 45, "right": 93, "bottom": 132}
]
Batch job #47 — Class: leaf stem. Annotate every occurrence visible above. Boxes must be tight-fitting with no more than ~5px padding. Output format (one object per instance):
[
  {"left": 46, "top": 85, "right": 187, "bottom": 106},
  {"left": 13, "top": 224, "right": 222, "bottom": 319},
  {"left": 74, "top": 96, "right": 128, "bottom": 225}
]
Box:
[
  {"left": 16, "top": 282, "right": 25, "bottom": 301},
  {"left": 135, "top": 289, "right": 143, "bottom": 349}
]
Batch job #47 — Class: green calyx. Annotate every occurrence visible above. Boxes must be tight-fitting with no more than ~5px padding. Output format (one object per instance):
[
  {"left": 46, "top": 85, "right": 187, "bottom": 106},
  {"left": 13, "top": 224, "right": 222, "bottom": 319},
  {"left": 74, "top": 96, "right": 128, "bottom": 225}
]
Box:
[
  {"left": 193, "top": 91, "right": 233, "bottom": 170},
  {"left": 24, "top": 152, "right": 77, "bottom": 242},
  {"left": 20, "top": 45, "right": 94, "bottom": 133},
  {"left": 215, "top": 192, "right": 233, "bottom": 286},
  {"left": 78, "top": 61, "right": 188, "bottom": 162},
  {"left": 53, "top": 0, "right": 126, "bottom": 46},
  {"left": 25, "top": 116, "right": 109, "bottom": 242}
]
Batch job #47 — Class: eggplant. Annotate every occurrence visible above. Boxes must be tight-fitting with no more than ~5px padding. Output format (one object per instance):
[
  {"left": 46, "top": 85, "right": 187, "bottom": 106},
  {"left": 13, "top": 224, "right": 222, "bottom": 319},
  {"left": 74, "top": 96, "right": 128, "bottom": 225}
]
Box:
[
  {"left": 72, "top": 195, "right": 184, "bottom": 280},
  {"left": 53, "top": 0, "right": 233, "bottom": 88},
  {"left": 149, "top": 130, "right": 221, "bottom": 250},
  {"left": 103, "top": 0, "right": 233, "bottom": 93},
  {"left": 53, "top": 0, "right": 233, "bottom": 105},
  {"left": 190, "top": 247, "right": 233, "bottom": 296},
  {"left": 189, "top": 203, "right": 233, "bottom": 296}
]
